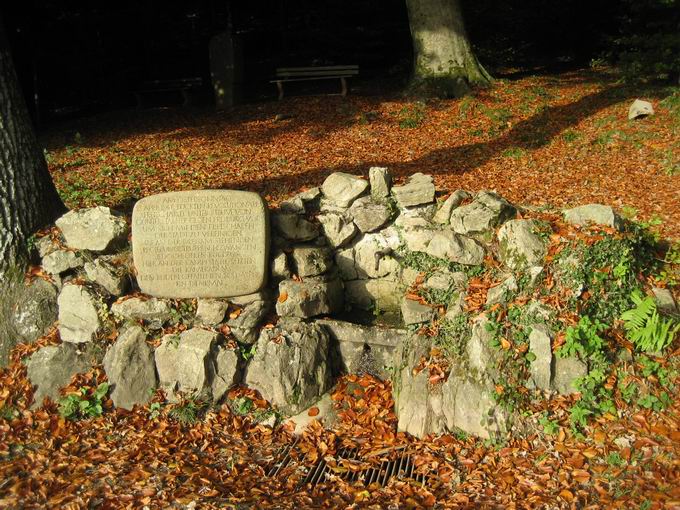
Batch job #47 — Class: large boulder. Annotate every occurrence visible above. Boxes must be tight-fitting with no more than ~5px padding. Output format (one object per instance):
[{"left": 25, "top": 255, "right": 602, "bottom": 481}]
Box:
[
  {"left": 111, "top": 297, "right": 172, "bottom": 329},
  {"left": 276, "top": 277, "right": 343, "bottom": 318},
  {"left": 424, "top": 230, "right": 486, "bottom": 266},
  {"left": 26, "top": 343, "right": 96, "bottom": 408},
  {"left": 57, "top": 284, "right": 104, "bottom": 343},
  {"left": 449, "top": 191, "right": 516, "bottom": 236},
  {"left": 103, "top": 325, "right": 157, "bottom": 410},
  {"left": 56, "top": 206, "right": 128, "bottom": 253},
  {"left": 321, "top": 172, "right": 369, "bottom": 207},
  {"left": 245, "top": 318, "right": 332, "bottom": 415},
  {"left": 391, "top": 173, "right": 435, "bottom": 208},
  {"left": 155, "top": 328, "right": 220, "bottom": 399},
  {"left": 497, "top": 219, "right": 548, "bottom": 270},
  {"left": 563, "top": 204, "right": 622, "bottom": 230}
]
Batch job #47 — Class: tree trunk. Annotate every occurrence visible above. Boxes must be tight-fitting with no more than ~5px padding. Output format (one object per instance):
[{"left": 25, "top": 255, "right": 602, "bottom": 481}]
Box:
[
  {"left": 405, "top": 0, "right": 492, "bottom": 97},
  {"left": 0, "top": 18, "right": 65, "bottom": 277}
]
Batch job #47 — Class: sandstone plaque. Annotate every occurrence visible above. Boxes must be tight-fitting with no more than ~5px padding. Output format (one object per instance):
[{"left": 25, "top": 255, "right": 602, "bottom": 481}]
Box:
[{"left": 132, "top": 190, "right": 269, "bottom": 298}]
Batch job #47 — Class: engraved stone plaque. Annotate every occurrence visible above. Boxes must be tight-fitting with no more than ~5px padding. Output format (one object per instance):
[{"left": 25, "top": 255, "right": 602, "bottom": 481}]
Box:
[{"left": 132, "top": 190, "right": 269, "bottom": 298}]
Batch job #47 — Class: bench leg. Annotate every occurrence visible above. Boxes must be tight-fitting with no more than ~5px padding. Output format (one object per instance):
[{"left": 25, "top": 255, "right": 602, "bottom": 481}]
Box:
[
  {"left": 276, "top": 81, "right": 284, "bottom": 100},
  {"left": 340, "top": 77, "right": 348, "bottom": 96}
]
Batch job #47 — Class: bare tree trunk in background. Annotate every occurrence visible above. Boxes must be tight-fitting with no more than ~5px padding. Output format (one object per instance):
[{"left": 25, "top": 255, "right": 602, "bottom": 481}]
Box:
[
  {"left": 406, "top": 0, "right": 492, "bottom": 97},
  {"left": 0, "top": 17, "right": 65, "bottom": 278}
]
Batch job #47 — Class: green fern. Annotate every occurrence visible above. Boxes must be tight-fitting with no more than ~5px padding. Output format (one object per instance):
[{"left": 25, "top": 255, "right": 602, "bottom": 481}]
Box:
[{"left": 620, "top": 291, "right": 680, "bottom": 352}]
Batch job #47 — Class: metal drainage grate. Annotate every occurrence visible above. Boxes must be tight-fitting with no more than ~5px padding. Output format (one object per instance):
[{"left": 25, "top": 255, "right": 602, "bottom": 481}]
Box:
[{"left": 267, "top": 441, "right": 430, "bottom": 489}]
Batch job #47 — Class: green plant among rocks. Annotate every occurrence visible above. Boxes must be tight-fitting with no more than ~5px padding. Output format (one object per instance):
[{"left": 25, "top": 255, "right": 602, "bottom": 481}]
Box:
[
  {"left": 168, "top": 395, "right": 208, "bottom": 425},
  {"left": 58, "top": 382, "right": 110, "bottom": 420},
  {"left": 620, "top": 290, "right": 680, "bottom": 353}
]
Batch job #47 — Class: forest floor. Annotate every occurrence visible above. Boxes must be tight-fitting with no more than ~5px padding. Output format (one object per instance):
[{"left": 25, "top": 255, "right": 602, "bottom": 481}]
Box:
[{"left": 0, "top": 68, "right": 678, "bottom": 509}]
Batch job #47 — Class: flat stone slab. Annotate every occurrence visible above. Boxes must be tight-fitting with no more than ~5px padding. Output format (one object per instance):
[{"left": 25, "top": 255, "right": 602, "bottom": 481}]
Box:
[{"left": 132, "top": 190, "right": 269, "bottom": 298}]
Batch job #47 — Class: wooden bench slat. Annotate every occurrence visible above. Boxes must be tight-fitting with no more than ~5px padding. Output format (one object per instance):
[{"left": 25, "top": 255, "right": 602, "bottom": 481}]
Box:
[{"left": 269, "top": 76, "right": 356, "bottom": 83}]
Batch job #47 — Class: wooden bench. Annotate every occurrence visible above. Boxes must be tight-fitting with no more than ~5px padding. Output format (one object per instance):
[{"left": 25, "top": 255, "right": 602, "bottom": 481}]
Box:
[
  {"left": 133, "top": 77, "right": 203, "bottom": 107},
  {"left": 271, "top": 65, "right": 359, "bottom": 100}
]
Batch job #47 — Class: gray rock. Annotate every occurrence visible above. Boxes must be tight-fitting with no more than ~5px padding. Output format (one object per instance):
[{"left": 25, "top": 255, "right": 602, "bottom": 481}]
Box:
[
  {"left": 401, "top": 298, "right": 435, "bottom": 325},
  {"left": 652, "top": 287, "right": 678, "bottom": 315},
  {"left": 450, "top": 191, "right": 516, "bottom": 236},
  {"left": 424, "top": 230, "right": 486, "bottom": 265},
  {"left": 316, "top": 318, "right": 407, "bottom": 379},
  {"left": 424, "top": 270, "right": 467, "bottom": 292},
  {"left": 291, "top": 246, "right": 333, "bottom": 277},
  {"left": 317, "top": 212, "right": 357, "bottom": 248},
  {"left": 485, "top": 275, "right": 518, "bottom": 307},
  {"left": 351, "top": 231, "right": 401, "bottom": 279},
  {"left": 528, "top": 325, "right": 552, "bottom": 391},
  {"left": 391, "top": 173, "right": 435, "bottom": 208},
  {"left": 103, "top": 325, "right": 157, "bottom": 410},
  {"left": 401, "top": 224, "right": 437, "bottom": 252},
  {"left": 287, "top": 392, "right": 338, "bottom": 434},
  {"left": 11, "top": 278, "right": 58, "bottom": 344},
  {"left": 41, "top": 249, "right": 86, "bottom": 275},
  {"left": 155, "top": 328, "right": 219, "bottom": 399},
  {"left": 276, "top": 277, "right": 343, "bottom": 318},
  {"left": 552, "top": 356, "right": 587, "bottom": 395},
  {"left": 467, "top": 315, "right": 497, "bottom": 374},
  {"left": 563, "top": 204, "right": 622, "bottom": 230},
  {"left": 369, "top": 167, "right": 392, "bottom": 198},
  {"left": 56, "top": 206, "right": 128, "bottom": 253},
  {"left": 111, "top": 297, "right": 171, "bottom": 329},
  {"left": 344, "top": 278, "right": 402, "bottom": 312},
  {"left": 227, "top": 299, "right": 269, "bottom": 334},
  {"left": 27, "top": 343, "right": 95, "bottom": 408},
  {"left": 628, "top": 99, "right": 654, "bottom": 120},
  {"left": 321, "top": 172, "right": 369, "bottom": 207},
  {"left": 245, "top": 318, "right": 332, "bottom": 415},
  {"left": 211, "top": 345, "right": 241, "bottom": 402},
  {"left": 498, "top": 219, "right": 547, "bottom": 270},
  {"left": 432, "top": 190, "right": 471, "bottom": 225},
  {"left": 196, "top": 299, "right": 229, "bottom": 325},
  {"left": 229, "top": 291, "right": 269, "bottom": 307},
  {"left": 348, "top": 197, "right": 392, "bottom": 233},
  {"left": 35, "top": 236, "right": 58, "bottom": 258},
  {"left": 444, "top": 292, "right": 467, "bottom": 320},
  {"left": 271, "top": 250, "right": 292, "bottom": 280},
  {"left": 57, "top": 284, "right": 104, "bottom": 343},
  {"left": 279, "top": 196, "right": 306, "bottom": 214},
  {"left": 84, "top": 257, "right": 129, "bottom": 296},
  {"left": 272, "top": 213, "right": 319, "bottom": 241}
]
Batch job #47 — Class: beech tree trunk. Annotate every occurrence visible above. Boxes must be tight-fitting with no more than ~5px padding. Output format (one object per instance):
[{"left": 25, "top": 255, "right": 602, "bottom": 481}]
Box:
[
  {"left": 405, "top": 0, "right": 492, "bottom": 97},
  {"left": 0, "top": 19, "right": 64, "bottom": 277}
]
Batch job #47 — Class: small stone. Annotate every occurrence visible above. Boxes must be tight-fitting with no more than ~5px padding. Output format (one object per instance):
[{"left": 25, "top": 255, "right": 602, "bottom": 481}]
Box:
[
  {"left": 291, "top": 246, "right": 333, "bottom": 277},
  {"left": 56, "top": 206, "right": 128, "bottom": 253},
  {"left": 424, "top": 270, "right": 467, "bottom": 292},
  {"left": 27, "top": 343, "right": 96, "bottom": 408},
  {"left": 552, "top": 356, "right": 587, "bottom": 395},
  {"left": 401, "top": 298, "right": 435, "bottom": 325},
  {"left": 196, "top": 299, "right": 229, "bottom": 325},
  {"left": 321, "top": 172, "right": 369, "bottom": 207},
  {"left": 628, "top": 99, "right": 654, "bottom": 120},
  {"left": 272, "top": 213, "right": 319, "bottom": 241},
  {"left": 111, "top": 297, "right": 172, "bottom": 329},
  {"left": 485, "top": 275, "right": 518, "bottom": 306},
  {"left": 211, "top": 345, "right": 241, "bottom": 402},
  {"left": 317, "top": 212, "right": 358, "bottom": 248},
  {"left": 369, "top": 167, "right": 392, "bottom": 198},
  {"left": 35, "top": 236, "right": 59, "bottom": 258},
  {"left": 652, "top": 287, "right": 678, "bottom": 315},
  {"left": 271, "top": 250, "right": 292, "bottom": 280},
  {"left": 348, "top": 197, "right": 392, "bottom": 233},
  {"left": 227, "top": 299, "right": 268, "bottom": 331},
  {"left": 103, "top": 325, "right": 157, "bottom": 410},
  {"left": 563, "top": 204, "right": 622, "bottom": 230},
  {"left": 57, "top": 284, "right": 104, "bottom": 343},
  {"left": 498, "top": 219, "right": 547, "bottom": 270},
  {"left": 391, "top": 173, "right": 435, "bottom": 208},
  {"left": 276, "top": 277, "right": 343, "bottom": 318},
  {"left": 450, "top": 191, "right": 516, "bottom": 236},
  {"left": 425, "top": 230, "right": 486, "bottom": 266},
  {"left": 84, "top": 257, "right": 129, "bottom": 296},
  {"left": 42, "top": 249, "right": 86, "bottom": 275},
  {"left": 155, "top": 328, "right": 219, "bottom": 399},
  {"left": 433, "top": 190, "right": 471, "bottom": 224},
  {"left": 287, "top": 392, "right": 338, "bottom": 435},
  {"left": 467, "top": 316, "right": 497, "bottom": 374},
  {"left": 528, "top": 325, "right": 553, "bottom": 391}
]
